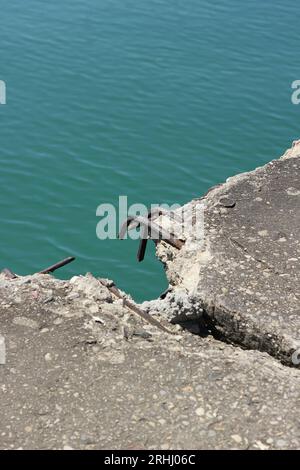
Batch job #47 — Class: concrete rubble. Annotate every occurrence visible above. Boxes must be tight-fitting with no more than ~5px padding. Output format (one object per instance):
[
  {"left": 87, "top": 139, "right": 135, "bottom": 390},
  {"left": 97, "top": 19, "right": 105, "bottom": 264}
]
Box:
[
  {"left": 0, "top": 142, "right": 300, "bottom": 449},
  {"left": 152, "top": 141, "right": 300, "bottom": 366}
]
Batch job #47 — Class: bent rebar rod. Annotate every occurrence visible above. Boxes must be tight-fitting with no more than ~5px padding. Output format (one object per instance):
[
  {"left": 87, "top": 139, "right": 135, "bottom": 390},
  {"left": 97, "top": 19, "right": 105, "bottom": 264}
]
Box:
[
  {"left": 119, "top": 215, "right": 184, "bottom": 262},
  {"left": 127, "top": 207, "right": 183, "bottom": 231},
  {"left": 135, "top": 208, "right": 184, "bottom": 262}
]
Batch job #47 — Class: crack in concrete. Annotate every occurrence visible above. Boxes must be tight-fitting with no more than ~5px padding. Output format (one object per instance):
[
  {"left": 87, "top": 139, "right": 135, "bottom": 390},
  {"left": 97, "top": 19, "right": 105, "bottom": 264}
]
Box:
[{"left": 152, "top": 142, "right": 300, "bottom": 371}]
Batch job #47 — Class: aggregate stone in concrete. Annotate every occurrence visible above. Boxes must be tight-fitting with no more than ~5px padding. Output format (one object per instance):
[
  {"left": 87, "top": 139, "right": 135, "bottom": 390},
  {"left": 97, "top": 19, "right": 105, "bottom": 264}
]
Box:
[
  {"left": 156, "top": 142, "right": 300, "bottom": 366},
  {"left": 1, "top": 143, "right": 300, "bottom": 449},
  {"left": 0, "top": 273, "right": 300, "bottom": 449}
]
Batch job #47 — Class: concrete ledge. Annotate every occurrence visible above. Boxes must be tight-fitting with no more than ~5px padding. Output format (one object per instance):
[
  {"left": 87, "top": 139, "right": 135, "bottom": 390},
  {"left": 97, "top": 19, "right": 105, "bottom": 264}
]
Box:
[
  {"left": 155, "top": 142, "right": 300, "bottom": 367},
  {"left": 1, "top": 142, "right": 300, "bottom": 449}
]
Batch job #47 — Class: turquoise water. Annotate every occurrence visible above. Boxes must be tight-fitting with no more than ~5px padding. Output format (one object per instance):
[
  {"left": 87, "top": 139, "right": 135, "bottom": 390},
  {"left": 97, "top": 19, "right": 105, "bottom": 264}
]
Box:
[{"left": 1, "top": 0, "right": 300, "bottom": 301}]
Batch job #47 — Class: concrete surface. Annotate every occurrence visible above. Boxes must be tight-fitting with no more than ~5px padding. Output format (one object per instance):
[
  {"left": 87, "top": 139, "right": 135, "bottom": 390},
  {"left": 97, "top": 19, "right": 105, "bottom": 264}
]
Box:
[
  {"left": 0, "top": 272, "right": 299, "bottom": 450},
  {"left": 1, "top": 142, "right": 300, "bottom": 449},
  {"left": 155, "top": 142, "right": 300, "bottom": 366}
]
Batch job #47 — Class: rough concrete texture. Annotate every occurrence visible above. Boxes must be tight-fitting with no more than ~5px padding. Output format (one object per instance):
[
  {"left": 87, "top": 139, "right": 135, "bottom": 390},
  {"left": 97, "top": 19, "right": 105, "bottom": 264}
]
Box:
[
  {"left": 1, "top": 142, "right": 300, "bottom": 449},
  {"left": 0, "top": 273, "right": 300, "bottom": 450},
  {"left": 155, "top": 142, "right": 300, "bottom": 367}
]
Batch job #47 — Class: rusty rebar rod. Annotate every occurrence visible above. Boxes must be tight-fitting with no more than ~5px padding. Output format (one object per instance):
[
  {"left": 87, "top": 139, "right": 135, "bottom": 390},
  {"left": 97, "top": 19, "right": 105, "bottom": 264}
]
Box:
[
  {"left": 127, "top": 207, "right": 182, "bottom": 231},
  {"left": 134, "top": 208, "right": 184, "bottom": 261},
  {"left": 118, "top": 214, "right": 184, "bottom": 262},
  {"left": 99, "top": 279, "right": 174, "bottom": 335},
  {"left": 1, "top": 268, "right": 17, "bottom": 279},
  {"left": 39, "top": 257, "right": 75, "bottom": 274}
]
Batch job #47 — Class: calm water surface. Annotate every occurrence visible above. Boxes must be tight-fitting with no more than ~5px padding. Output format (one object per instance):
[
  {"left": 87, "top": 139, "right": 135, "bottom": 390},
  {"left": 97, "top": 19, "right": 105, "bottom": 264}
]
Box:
[{"left": 1, "top": 0, "right": 300, "bottom": 301}]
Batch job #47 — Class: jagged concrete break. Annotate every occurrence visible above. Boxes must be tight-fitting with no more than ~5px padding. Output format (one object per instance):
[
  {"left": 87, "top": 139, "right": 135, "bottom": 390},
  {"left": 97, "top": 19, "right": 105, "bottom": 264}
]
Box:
[
  {"left": 1, "top": 273, "right": 300, "bottom": 449},
  {"left": 153, "top": 142, "right": 300, "bottom": 366},
  {"left": 1, "top": 142, "right": 300, "bottom": 450}
]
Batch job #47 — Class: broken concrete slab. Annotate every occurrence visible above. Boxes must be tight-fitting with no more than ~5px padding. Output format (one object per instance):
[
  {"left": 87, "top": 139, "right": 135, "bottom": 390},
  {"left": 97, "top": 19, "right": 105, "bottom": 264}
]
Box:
[
  {"left": 0, "top": 273, "right": 300, "bottom": 449},
  {"left": 1, "top": 142, "right": 300, "bottom": 449},
  {"left": 156, "top": 142, "right": 300, "bottom": 366}
]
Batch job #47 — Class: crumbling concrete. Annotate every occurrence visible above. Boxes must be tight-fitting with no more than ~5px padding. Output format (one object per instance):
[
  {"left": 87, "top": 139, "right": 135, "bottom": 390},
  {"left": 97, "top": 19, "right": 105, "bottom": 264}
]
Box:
[
  {"left": 1, "top": 142, "right": 300, "bottom": 449},
  {"left": 0, "top": 273, "right": 300, "bottom": 450},
  {"left": 155, "top": 141, "right": 300, "bottom": 367}
]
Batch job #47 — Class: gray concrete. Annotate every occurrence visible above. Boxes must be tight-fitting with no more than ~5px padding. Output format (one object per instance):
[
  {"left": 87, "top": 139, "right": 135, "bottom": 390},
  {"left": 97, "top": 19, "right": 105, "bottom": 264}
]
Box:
[
  {"left": 1, "top": 142, "right": 300, "bottom": 449},
  {"left": 155, "top": 142, "right": 300, "bottom": 366},
  {"left": 0, "top": 273, "right": 300, "bottom": 449}
]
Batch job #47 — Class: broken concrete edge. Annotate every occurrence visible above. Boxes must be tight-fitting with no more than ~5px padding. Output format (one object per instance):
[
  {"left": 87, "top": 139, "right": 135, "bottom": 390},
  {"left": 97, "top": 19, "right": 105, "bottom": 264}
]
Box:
[
  {"left": 142, "top": 289, "right": 300, "bottom": 368},
  {"left": 1, "top": 141, "right": 300, "bottom": 371},
  {"left": 198, "top": 139, "right": 300, "bottom": 205},
  {"left": 151, "top": 141, "right": 300, "bottom": 369},
  {"left": 2, "top": 271, "right": 300, "bottom": 449},
  {"left": 2, "top": 143, "right": 300, "bottom": 450},
  {"left": 0, "top": 272, "right": 181, "bottom": 340}
]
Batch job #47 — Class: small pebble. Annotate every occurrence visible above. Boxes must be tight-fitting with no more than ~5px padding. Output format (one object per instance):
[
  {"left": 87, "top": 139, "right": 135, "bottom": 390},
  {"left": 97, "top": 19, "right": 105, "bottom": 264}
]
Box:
[
  {"left": 231, "top": 434, "right": 242, "bottom": 444},
  {"left": 195, "top": 407, "right": 205, "bottom": 416}
]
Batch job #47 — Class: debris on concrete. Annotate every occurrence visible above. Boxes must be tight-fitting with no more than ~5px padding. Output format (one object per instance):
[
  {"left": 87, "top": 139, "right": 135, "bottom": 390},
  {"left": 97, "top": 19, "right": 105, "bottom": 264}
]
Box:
[
  {"left": 156, "top": 141, "right": 300, "bottom": 367},
  {"left": 0, "top": 335, "right": 5, "bottom": 365},
  {"left": 1, "top": 142, "right": 300, "bottom": 449}
]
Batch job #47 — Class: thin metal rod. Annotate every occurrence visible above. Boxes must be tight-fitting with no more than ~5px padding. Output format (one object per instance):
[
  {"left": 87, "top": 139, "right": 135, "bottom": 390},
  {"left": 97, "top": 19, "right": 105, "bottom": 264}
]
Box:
[
  {"left": 99, "top": 279, "right": 174, "bottom": 335},
  {"left": 127, "top": 207, "right": 182, "bottom": 231},
  {"left": 39, "top": 257, "right": 76, "bottom": 274},
  {"left": 136, "top": 224, "right": 149, "bottom": 262},
  {"left": 119, "top": 215, "right": 184, "bottom": 249},
  {"left": 1, "top": 268, "right": 17, "bottom": 279}
]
